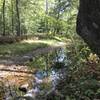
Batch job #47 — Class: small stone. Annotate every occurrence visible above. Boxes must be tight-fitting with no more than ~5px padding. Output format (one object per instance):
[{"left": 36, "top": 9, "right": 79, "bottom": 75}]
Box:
[{"left": 19, "top": 83, "right": 29, "bottom": 93}]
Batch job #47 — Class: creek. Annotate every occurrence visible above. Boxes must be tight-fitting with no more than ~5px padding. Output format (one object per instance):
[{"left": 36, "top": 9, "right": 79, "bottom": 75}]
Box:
[{"left": 2, "top": 47, "right": 71, "bottom": 100}]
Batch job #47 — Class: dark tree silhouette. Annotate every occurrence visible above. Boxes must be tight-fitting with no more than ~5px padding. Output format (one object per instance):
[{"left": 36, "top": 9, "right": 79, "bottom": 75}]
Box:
[{"left": 76, "top": 0, "right": 100, "bottom": 56}]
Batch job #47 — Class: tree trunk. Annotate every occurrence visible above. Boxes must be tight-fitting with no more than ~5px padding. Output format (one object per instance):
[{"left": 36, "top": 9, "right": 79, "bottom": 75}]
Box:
[
  {"left": 45, "top": 0, "right": 48, "bottom": 33},
  {"left": 2, "top": 0, "right": 6, "bottom": 36},
  {"left": 76, "top": 0, "right": 100, "bottom": 56},
  {"left": 15, "top": 0, "right": 21, "bottom": 36},
  {"left": 11, "top": 0, "right": 14, "bottom": 35},
  {"left": 57, "top": 0, "right": 60, "bottom": 20}
]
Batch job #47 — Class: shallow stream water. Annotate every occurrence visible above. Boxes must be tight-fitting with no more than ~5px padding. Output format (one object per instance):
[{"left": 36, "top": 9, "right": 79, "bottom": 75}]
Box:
[{"left": 1, "top": 47, "right": 71, "bottom": 100}]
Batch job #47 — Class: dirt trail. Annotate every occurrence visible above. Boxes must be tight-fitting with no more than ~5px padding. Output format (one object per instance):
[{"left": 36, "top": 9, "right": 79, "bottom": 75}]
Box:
[
  {"left": 0, "top": 42, "right": 66, "bottom": 65},
  {"left": 0, "top": 42, "right": 66, "bottom": 86}
]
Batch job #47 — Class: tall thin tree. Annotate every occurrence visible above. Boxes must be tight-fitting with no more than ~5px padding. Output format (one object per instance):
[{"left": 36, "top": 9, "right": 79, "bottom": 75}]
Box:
[
  {"left": 2, "top": 0, "right": 6, "bottom": 36},
  {"left": 11, "top": 0, "right": 14, "bottom": 35},
  {"left": 45, "top": 0, "right": 48, "bottom": 33},
  {"left": 15, "top": 0, "right": 21, "bottom": 36}
]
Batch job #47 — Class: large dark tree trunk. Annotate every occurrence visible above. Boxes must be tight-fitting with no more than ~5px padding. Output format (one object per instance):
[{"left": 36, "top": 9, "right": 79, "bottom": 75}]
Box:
[{"left": 76, "top": 0, "right": 100, "bottom": 56}]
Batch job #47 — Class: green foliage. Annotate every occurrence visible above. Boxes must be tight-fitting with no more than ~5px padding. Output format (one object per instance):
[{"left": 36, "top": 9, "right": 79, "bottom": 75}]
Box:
[
  {"left": 2, "top": 0, "right": 100, "bottom": 99},
  {"left": 56, "top": 37, "right": 100, "bottom": 100},
  {"left": 0, "top": 0, "right": 78, "bottom": 36}
]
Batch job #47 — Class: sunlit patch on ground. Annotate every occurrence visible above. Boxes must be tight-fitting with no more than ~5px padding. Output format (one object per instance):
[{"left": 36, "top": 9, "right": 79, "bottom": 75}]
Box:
[
  {"left": 21, "top": 39, "right": 67, "bottom": 47},
  {"left": 0, "top": 64, "right": 36, "bottom": 86}
]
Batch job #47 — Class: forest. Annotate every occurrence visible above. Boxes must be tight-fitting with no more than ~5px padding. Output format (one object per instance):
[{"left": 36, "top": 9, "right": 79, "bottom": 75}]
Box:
[{"left": 0, "top": 0, "right": 100, "bottom": 100}]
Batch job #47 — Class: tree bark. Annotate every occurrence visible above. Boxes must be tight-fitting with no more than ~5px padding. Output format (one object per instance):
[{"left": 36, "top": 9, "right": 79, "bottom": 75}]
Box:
[
  {"left": 76, "top": 0, "right": 100, "bottom": 56},
  {"left": 15, "top": 0, "right": 21, "bottom": 36},
  {"left": 45, "top": 0, "right": 48, "bottom": 33},
  {"left": 11, "top": 0, "right": 14, "bottom": 35},
  {"left": 2, "top": 0, "right": 6, "bottom": 36}
]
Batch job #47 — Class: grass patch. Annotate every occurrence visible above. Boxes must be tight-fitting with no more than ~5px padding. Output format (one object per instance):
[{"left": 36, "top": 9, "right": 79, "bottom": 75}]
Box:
[
  {"left": 0, "top": 39, "right": 63, "bottom": 57},
  {"left": 0, "top": 42, "right": 47, "bottom": 57}
]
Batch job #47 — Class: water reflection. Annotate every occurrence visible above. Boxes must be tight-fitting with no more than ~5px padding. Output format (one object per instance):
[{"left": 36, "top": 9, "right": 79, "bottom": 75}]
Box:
[
  {"left": 23, "top": 47, "right": 68, "bottom": 98},
  {"left": 55, "top": 48, "right": 66, "bottom": 62}
]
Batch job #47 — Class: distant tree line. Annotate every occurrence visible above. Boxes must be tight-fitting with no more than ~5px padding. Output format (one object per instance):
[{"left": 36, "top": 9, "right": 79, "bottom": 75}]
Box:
[{"left": 0, "top": 0, "right": 78, "bottom": 37}]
